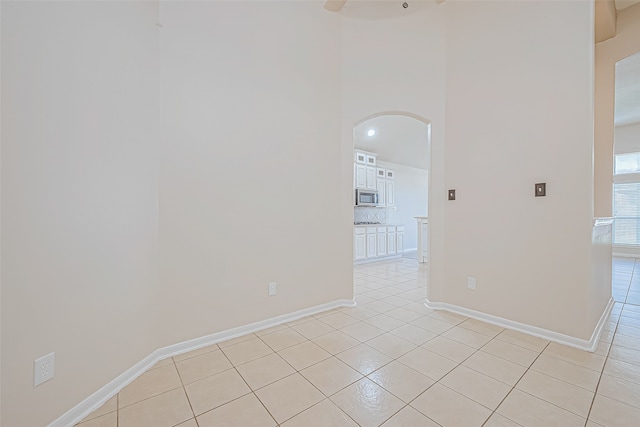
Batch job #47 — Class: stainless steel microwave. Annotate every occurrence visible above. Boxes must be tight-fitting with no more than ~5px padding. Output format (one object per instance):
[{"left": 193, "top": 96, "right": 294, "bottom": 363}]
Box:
[{"left": 355, "top": 189, "right": 379, "bottom": 206}]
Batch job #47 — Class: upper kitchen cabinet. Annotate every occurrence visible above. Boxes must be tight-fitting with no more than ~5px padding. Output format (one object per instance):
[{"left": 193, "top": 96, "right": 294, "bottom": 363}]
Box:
[
  {"left": 386, "top": 180, "right": 395, "bottom": 206},
  {"left": 355, "top": 163, "right": 367, "bottom": 188},
  {"left": 354, "top": 150, "right": 377, "bottom": 190},
  {"left": 376, "top": 177, "right": 386, "bottom": 206},
  {"left": 354, "top": 150, "right": 396, "bottom": 203}
]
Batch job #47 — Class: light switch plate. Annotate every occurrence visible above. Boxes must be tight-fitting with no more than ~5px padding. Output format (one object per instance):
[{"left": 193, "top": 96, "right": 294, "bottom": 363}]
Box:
[
  {"left": 535, "top": 183, "right": 546, "bottom": 197},
  {"left": 448, "top": 189, "right": 456, "bottom": 201}
]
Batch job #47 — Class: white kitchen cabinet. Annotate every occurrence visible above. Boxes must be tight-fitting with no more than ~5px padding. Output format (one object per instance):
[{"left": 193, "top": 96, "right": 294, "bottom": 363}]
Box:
[
  {"left": 366, "top": 227, "right": 377, "bottom": 258},
  {"left": 354, "top": 151, "right": 377, "bottom": 190},
  {"left": 386, "top": 169, "right": 395, "bottom": 179},
  {"left": 354, "top": 225, "right": 404, "bottom": 263},
  {"left": 366, "top": 154, "right": 377, "bottom": 167},
  {"left": 354, "top": 228, "right": 366, "bottom": 260},
  {"left": 366, "top": 166, "right": 377, "bottom": 190},
  {"left": 377, "top": 227, "right": 387, "bottom": 256},
  {"left": 376, "top": 178, "right": 386, "bottom": 206},
  {"left": 354, "top": 164, "right": 367, "bottom": 189},
  {"left": 386, "top": 181, "right": 395, "bottom": 206},
  {"left": 388, "top": 231, "right": 397, "bottom": 254},
  {"left": 376, "top": 168, "right": 386, "bottom": 179}
]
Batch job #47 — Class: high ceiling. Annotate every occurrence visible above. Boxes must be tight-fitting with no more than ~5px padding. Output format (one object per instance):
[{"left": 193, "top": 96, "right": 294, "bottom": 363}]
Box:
[
  {"left": 352, "top": 1, "right": 640, "bottom": 165},
  {"left": 354, "top": 115, "right": 430, "bottom": 170}
]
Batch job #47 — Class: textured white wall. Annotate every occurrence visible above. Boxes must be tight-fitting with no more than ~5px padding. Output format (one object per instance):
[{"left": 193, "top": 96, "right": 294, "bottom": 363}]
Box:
[
  {"left": 1, "top": 2, "right": 161, "bottom": 426},
  {"left": 1, "top": 1, "right": 349, "bottom": 425},
  {"left": 157, "top": 1, "right": 350, "bottom": 347},
  {"left": 435, "top": 0, "right": 605, "bottom": 339}
]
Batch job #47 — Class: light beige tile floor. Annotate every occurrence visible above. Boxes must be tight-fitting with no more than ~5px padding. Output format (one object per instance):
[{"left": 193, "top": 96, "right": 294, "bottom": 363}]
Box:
[{"left": 76, "top": 257, "right": 640, "bottom": 426}]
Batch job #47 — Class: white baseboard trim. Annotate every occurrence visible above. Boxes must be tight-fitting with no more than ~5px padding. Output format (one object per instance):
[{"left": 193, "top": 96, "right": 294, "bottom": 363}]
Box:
[
  {"left": 354, "top": 254, "right": 402, "bottom": 265},
  {"left": 49, "top": 298, "right": 356, "bottom": 427},
  {"left": 403, "top": 248, "right": 418, "bottom": 253},
  {"left": 424, "top": 297, "right": 614, "bottom": 353}
]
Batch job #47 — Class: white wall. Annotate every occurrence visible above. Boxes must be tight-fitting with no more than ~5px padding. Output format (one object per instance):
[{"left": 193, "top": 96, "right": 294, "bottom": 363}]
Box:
[
  {"left": 0, "top": 0, "right": 617, "bottom": 424},
  {"left": 157, "top": 1, "right": 350, "bottom": 347},
  {"left": 380, "top": 161, "right": 428, "bottom": 251},
  {"left": 1, "top": 2, "right": 160, "bottom": 426},
  {"left": 434, "top": 0, "right": 605, "bottom": 340},
  {"left": 1, "top": 1, "right": 351, "bottom": 425},
  {"left": 614, "top": 122, "right": 640, "bottom": 153}
]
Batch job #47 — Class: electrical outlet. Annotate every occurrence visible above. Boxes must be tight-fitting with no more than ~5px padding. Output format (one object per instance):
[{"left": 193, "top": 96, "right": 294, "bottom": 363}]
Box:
[
  {"left": 467, "top": 277, "right": 476, "bottom": 290},
  {"left": 34, "top": 352, "right": 55, "bottom": 386},
  {"left": 268, "top": 282, "right": 277, "bottom": 296}
]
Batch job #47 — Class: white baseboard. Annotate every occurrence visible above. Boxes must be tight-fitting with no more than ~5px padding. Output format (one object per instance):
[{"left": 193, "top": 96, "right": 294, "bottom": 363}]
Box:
[
  {"left": 424, "top": 297, "right": 614, "bottom": 353},
  {"left": 354, "top": 254, "right": 402, "bottom": 265},
  {"left": 49, "top": 298, "right": 356, "bottom": 427},
  {"left": 403, "top": 248, "right": 418, "bottom": 253}
]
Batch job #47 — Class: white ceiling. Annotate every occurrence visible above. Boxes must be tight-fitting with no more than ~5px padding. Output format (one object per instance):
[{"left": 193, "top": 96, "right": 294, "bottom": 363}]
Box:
[
  {"left": 354, "top": 115, "right": 430, "bottom": 170},
  {"left": 615, "top": 51, "right": 640, "bottom": 127}
]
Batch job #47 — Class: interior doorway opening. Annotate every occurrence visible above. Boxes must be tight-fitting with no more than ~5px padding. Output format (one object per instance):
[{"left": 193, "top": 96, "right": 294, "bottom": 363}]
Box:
[{"left": 351, "top": 112, "right": 431, "bottom": 267}]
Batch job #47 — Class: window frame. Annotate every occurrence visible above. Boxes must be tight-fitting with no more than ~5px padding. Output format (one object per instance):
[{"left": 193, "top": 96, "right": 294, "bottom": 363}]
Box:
[{"left": 613, "top": 152, "right": 640, "bottom": 247}]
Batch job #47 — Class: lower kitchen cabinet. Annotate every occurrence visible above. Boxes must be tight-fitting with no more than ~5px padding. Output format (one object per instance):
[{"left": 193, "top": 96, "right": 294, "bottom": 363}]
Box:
[
  {"left": 377, "top": 227, "right": 387, "bottom": 256},
  {"left": 354, "top": 227, "right": 366, "bottom": 260},
  {"left": 366, "top": 229, "right": 377, "bottom": 258},
  {"left": 354, "top": 225, "right": 404, "bottom": 263},
  {"left": 388, "top": 231, "right": 397, "bottom": 254}
]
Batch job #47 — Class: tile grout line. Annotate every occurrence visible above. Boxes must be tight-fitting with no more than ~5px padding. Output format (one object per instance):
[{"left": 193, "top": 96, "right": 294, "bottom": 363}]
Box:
[
  {"left": 582, "top": 299, "right": 624, "bottom": 426},
  {"left": 252, "top": 328, "right": 362, "bottom": 426},
  {"left": 479, "top": 341, "right": 551, "bottom": 427},
  {"left": 170, "top": 354, "right": 200, "bottom": 426},
  {"left": 398, "top": 321, "right": 514, "bottom": 425}
]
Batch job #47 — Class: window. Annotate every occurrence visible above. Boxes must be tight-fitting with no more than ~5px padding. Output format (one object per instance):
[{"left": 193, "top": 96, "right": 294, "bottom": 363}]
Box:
[
  {"left": 615, "top": 152, "right": 640, "bottom": 174},
  {"left": 614, "top": 152, "right": 640, "bottom": 245}
]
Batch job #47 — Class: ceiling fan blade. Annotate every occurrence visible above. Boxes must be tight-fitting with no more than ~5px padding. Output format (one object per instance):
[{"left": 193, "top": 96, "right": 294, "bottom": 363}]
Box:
[{"left": 324, "top": 0, "right": 348, "bottom": 12}]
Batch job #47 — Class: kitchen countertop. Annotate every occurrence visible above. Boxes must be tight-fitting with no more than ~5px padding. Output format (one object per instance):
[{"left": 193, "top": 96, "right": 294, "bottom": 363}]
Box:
[{"left": 354, "top": 223, "right": 404, "bottom": 227}]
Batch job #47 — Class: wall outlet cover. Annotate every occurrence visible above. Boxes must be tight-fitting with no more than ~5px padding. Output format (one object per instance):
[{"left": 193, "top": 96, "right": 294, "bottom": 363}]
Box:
[
  {"left": 268, "top": 282, "right": 277, "bottom": 296},
  {"left": 34, "top": 352, "right": 55, "bottom": 386},
  {"left": 467, "top": 277, "right": 476, "bottom": 290}
]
